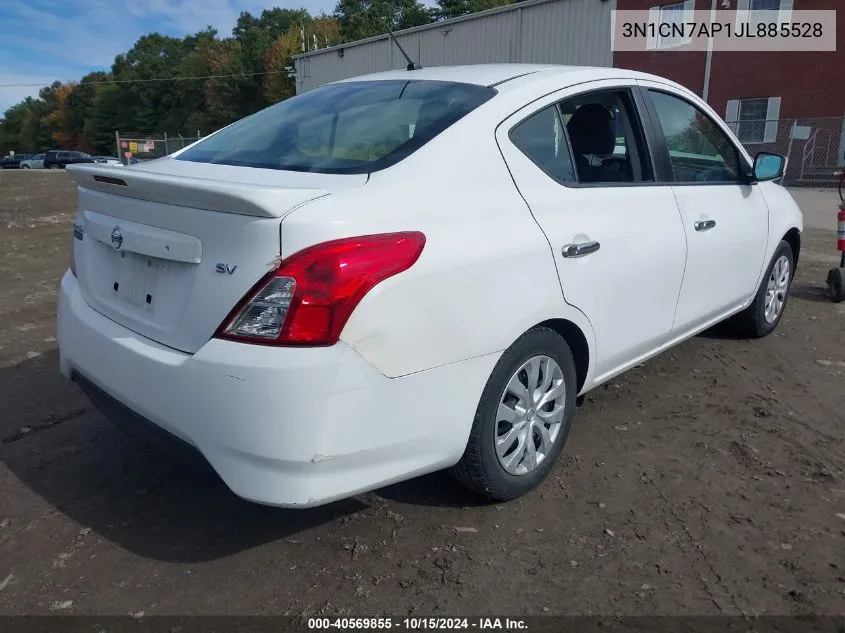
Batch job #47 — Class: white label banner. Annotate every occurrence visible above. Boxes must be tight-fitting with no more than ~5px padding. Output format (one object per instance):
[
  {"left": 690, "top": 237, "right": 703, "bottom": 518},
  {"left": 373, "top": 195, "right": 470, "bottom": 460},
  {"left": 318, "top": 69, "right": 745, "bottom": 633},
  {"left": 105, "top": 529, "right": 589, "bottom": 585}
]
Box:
[{"left": 611, "top": 10, "right": 836, "bottom": 52}]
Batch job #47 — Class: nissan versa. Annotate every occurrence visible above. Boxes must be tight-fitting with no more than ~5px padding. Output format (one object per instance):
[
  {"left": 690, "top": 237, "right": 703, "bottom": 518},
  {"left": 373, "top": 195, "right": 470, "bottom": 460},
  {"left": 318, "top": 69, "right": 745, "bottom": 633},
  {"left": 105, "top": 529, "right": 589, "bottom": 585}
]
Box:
[{"left": 58, "top": 64, "right": 802, "bottom": 508}]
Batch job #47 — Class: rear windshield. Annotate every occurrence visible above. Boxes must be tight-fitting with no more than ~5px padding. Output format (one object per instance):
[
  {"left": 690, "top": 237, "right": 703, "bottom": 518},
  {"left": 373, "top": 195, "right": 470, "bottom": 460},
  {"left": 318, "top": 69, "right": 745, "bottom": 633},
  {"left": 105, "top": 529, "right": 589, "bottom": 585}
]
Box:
[{"left": 176, "top": 80, "right": 496, "bottom": 174}]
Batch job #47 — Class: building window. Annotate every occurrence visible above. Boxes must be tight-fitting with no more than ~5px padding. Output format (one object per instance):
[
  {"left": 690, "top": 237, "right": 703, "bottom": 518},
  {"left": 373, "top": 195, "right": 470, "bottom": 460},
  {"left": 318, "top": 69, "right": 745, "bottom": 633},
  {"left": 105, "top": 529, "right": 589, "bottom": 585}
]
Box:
[
  {"left": 647, "top": 1, "right": 695, "bottom": 50},
  {"left": 736, "top": 99, "right": 768, "bottom": 143},
  {"left": 751, "top": 0, "right": 781, "bottom": 9},
  {"left": 725, "top": 97, "right": 782, "bottom": 145},
  {"left": 736, "top": 0, "right": 793, "bottom": 31}
]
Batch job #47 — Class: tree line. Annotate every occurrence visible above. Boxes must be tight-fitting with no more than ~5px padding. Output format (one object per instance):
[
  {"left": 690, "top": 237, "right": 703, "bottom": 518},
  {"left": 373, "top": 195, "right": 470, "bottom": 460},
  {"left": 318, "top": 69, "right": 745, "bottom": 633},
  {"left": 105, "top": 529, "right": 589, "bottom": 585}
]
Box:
[{"left": 0, "top": 0, "right": 519, "bottom": 156}]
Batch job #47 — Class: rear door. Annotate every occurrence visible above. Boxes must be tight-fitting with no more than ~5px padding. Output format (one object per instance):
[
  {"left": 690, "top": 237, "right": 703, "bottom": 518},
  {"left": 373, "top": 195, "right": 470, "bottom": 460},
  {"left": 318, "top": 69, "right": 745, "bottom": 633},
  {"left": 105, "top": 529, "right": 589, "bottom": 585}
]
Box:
[
  {"left": 496, "top": 80, "right": 688, "bottom": 381},
  {"left": 638, "top": 82, "right": 769, "bottom": 332}
]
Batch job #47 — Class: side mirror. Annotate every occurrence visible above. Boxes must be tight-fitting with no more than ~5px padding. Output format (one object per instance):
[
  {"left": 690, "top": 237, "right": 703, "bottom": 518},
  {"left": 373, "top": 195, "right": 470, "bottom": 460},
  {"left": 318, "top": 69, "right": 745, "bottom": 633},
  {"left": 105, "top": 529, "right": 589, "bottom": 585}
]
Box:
[{"left": 753, "top": 152, "right": 787, "bottom": 182}]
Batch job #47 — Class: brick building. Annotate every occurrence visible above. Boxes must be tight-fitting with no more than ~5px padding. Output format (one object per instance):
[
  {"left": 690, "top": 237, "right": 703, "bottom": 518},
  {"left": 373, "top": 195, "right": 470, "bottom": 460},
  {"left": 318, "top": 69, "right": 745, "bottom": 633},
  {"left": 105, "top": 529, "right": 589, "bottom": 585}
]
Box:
[{"left": 614, "top": 0, "right": 845, "bottom": 183}]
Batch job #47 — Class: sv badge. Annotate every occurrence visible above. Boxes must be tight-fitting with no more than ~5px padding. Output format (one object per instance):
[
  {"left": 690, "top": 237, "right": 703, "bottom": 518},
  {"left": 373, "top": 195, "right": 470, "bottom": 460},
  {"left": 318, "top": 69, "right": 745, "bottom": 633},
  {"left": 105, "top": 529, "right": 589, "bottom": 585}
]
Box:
[{"left": 215, "top": 263, "right": 238, "bottom": 275}]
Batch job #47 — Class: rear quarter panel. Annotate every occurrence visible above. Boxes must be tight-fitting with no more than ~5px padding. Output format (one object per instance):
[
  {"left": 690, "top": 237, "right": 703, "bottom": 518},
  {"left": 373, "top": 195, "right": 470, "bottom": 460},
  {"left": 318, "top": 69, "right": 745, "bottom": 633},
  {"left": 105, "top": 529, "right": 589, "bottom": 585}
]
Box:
[{"left": 280, "top": 115, "right": 596, "bottom": 379}]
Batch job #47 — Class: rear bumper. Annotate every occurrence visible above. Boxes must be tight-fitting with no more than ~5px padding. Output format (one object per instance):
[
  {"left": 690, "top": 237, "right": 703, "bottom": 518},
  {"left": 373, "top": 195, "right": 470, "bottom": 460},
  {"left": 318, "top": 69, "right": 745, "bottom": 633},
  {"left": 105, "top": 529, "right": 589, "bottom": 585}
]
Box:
[
  {"left": 74, "top": 372, "right": 213, "bottom": 472},
  {"left": 58, "top": 272, "right": 494, "bottom": 507}
]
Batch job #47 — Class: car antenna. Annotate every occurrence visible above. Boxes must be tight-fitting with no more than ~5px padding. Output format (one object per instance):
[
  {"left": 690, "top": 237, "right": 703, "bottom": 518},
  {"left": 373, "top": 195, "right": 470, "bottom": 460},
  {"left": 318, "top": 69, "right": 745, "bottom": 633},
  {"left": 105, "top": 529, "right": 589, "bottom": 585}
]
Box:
[{"left": 388, "top": 30, "right": 422, "bottom": 71}]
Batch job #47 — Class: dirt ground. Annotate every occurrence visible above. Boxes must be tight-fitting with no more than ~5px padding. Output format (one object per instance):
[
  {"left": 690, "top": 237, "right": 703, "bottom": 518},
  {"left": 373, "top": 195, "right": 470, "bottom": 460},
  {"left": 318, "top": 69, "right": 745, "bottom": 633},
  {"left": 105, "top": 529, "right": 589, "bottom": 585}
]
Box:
[{"left": 1, "top": 170, "right": 845, "bottom": 617}]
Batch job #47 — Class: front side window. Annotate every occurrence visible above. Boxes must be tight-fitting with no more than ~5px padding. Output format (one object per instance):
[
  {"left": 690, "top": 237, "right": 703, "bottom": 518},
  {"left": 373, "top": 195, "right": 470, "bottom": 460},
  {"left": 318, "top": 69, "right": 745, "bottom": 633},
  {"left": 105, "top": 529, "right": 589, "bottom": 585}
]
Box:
[
  {"left": 647, "top": 90, "right": 742, "bottom": 183},
  {"left": 177, "top": 80, "right": 496, "bottom": 174}
]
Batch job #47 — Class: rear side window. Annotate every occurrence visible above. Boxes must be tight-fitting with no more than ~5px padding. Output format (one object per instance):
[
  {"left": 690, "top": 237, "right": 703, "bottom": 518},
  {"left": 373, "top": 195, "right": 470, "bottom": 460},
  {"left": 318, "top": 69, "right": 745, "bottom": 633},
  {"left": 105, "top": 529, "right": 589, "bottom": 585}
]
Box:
[
  {"left": 178, "top": 80, "right": 496, "bottom": 174},
  {"left": 509, "top": 106, "right": 576, "bottom": 184},
  {"left": 509, "top": 89, "right": 652, "bottom": 187}
]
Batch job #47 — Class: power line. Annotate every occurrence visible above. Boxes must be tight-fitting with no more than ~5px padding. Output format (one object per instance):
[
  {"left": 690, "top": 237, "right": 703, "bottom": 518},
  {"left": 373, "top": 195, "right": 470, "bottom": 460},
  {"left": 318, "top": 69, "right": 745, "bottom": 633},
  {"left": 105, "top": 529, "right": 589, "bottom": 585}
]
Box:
[{"left": 0, "top": 69, "right": 296, "bottom": 89}]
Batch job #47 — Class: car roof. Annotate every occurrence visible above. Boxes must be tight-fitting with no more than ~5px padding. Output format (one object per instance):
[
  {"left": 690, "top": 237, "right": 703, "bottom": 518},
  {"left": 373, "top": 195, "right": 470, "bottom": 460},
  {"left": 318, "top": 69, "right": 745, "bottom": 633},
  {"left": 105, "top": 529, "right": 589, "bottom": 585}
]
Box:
[
  {"left": 334, "top": 64, "right": 562, "bottom": 87},
  {"left": 331, "top": 64, "right": 663, "bottom": 91}
]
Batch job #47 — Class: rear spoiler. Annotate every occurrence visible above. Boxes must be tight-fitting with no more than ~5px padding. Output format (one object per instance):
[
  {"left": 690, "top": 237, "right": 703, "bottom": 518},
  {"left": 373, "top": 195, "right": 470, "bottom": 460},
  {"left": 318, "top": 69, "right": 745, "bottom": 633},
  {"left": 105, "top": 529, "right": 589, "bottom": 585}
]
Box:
[{"left": 66, "top": 164, "right": 329, "bottom": 219}]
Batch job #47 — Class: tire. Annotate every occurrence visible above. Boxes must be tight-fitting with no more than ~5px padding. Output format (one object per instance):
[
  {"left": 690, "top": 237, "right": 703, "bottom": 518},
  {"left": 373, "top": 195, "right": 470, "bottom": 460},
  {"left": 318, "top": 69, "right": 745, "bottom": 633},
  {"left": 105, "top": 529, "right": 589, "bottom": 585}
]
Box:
[
  {"left": 828, "top": 268, "right": 845, "bottom": 303},
  {"left": 48, "top": 164, "right": 59, "bottom": 170},
  {"left": 22, "top": 165, "right": 30, "bottom": 169},
  {"left": 732, "top": 240, "right": 794, "bottom": 338},
  {"left": 450, "top": 326, "right": 578, "bottom": 501}
]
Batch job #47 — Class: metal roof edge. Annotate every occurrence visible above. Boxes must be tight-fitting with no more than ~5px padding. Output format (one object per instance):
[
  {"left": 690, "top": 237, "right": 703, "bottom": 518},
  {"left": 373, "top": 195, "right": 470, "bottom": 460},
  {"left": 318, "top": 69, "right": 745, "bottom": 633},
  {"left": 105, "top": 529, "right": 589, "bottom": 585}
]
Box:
[{"left": 293, "top": 0, "right": 565, "bottom": 60}]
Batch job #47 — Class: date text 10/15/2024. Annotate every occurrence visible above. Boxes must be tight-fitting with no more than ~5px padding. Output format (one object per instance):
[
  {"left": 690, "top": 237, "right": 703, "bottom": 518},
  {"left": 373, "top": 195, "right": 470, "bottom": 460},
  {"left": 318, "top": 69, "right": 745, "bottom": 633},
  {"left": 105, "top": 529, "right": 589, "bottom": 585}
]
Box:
[{"left": 307, "top": 618, "right": 528, "bottom": 630}]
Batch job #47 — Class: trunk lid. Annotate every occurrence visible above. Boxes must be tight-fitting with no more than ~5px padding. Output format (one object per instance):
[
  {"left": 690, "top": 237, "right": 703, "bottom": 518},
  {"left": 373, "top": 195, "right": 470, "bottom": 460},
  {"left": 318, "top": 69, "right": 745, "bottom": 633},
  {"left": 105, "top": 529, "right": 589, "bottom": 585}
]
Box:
[{"left": 67, "top": 161, "right": 366, "bottom": 353}]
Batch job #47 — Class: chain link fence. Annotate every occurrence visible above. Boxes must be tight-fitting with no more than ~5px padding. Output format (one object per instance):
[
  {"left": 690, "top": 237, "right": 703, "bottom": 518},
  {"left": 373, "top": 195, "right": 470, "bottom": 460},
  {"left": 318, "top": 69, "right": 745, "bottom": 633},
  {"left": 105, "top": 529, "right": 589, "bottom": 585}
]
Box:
[
  {"left": 727, "top": 117, "right": 845, "bottom": 187},
  {"left": 114, "top": 132, "right": 204, "bottom": 164},
  {"left": 114, "top": 121, "right": 845, "bottom": 186}
]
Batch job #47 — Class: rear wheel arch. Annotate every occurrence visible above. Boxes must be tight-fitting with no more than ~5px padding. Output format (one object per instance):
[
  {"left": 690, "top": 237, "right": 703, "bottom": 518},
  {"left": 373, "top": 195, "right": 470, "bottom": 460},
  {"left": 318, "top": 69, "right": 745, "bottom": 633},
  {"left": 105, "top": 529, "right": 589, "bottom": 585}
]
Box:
[
  {"left": 532, "top": 318, "right": 590, "bottom": 394},
  {"left": 451, "top": 324, "right": 579, "bottom": 501}
]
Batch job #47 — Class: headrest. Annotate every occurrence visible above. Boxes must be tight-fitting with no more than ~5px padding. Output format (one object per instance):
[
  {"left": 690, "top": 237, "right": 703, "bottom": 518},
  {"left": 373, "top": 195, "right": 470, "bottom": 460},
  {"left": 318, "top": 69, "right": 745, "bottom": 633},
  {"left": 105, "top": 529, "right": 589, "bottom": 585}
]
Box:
[{"left": 566, "top": 104, "right": 616, "bottom": 156}]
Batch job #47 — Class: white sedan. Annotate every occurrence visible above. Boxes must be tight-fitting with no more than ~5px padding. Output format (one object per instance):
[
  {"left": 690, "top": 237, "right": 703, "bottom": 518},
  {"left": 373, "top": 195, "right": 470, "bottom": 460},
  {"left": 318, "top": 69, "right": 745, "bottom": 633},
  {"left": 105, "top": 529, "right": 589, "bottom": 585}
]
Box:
[{"left": 58, "top": 64, "right": 802, "bottom": 507}]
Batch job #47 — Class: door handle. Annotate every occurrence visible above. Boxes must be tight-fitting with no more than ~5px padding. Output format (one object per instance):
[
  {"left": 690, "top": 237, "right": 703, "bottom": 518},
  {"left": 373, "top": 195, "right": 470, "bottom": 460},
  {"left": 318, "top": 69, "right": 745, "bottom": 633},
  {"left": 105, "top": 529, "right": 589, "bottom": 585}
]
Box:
[
  {"left": 694, "top": 219, "right": 716, "bottom": 232},
  {"left": 562, "top": 241, "right": 601, "bottom": 258}
]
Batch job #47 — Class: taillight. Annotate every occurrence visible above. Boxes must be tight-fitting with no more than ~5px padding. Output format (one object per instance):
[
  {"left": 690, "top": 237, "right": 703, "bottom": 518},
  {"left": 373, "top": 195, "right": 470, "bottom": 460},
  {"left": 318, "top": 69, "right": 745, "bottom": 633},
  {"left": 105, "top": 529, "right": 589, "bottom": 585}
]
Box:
[
  {"left": 216, "top": 232, "right": 426, "bottom": 346},
  {"left": 70, "top": 220, "right": 83, "bottom": 277}
]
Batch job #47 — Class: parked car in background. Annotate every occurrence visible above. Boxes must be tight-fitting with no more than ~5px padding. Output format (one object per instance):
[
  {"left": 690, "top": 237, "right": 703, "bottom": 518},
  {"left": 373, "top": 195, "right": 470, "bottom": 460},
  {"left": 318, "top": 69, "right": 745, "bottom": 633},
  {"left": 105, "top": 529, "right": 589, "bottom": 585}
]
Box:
[
  {"left": 1, "top": 154, "right": 34, "bottom": 169},
  {"left": 115, "top": 157, "right": 145, "bottom": 167},
  {"left": 58, "top": 64, "right": 803, "bottom": 508},
  {"left": 92, "top": 156, "right": 122, "bottom": 165},
  {"left": 43, "top": 150, "right": 95, "bottom": 170},
  {"left": 20, "top": 154, "right": 45, "bottom": 169}
]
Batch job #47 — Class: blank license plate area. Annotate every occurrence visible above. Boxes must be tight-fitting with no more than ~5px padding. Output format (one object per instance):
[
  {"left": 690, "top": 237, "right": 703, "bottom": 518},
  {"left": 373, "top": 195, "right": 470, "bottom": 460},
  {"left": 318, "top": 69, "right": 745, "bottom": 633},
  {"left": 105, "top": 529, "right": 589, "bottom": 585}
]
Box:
[{"left": 96, "top": 241, "right": 171, "bottom": 311}]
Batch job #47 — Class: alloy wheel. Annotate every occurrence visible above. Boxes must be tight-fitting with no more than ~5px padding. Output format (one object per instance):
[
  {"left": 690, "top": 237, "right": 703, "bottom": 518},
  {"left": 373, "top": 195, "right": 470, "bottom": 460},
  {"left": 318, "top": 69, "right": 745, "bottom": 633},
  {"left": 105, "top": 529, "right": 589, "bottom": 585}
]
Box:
[
  {"left": 495, "top": 355, "right": 566, "bottom": 476},
  {"left": 764, "top": 255, "right": 790, "bottom": 323}
]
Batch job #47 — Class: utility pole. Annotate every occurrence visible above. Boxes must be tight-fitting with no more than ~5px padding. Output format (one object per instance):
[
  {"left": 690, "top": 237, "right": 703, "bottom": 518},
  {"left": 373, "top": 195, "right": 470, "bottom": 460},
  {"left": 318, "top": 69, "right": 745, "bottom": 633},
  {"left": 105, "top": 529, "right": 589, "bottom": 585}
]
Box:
[{"left": 702, "top": 0, "right": 717, "bottom": 103}]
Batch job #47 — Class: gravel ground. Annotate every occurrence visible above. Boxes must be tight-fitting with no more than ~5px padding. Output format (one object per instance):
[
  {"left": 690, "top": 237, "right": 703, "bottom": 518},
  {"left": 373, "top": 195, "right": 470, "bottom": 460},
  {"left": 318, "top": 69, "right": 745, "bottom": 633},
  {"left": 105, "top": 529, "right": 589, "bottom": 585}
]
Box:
[{"left": 1, "top": 170, "right": 844, "bottom": 617}]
